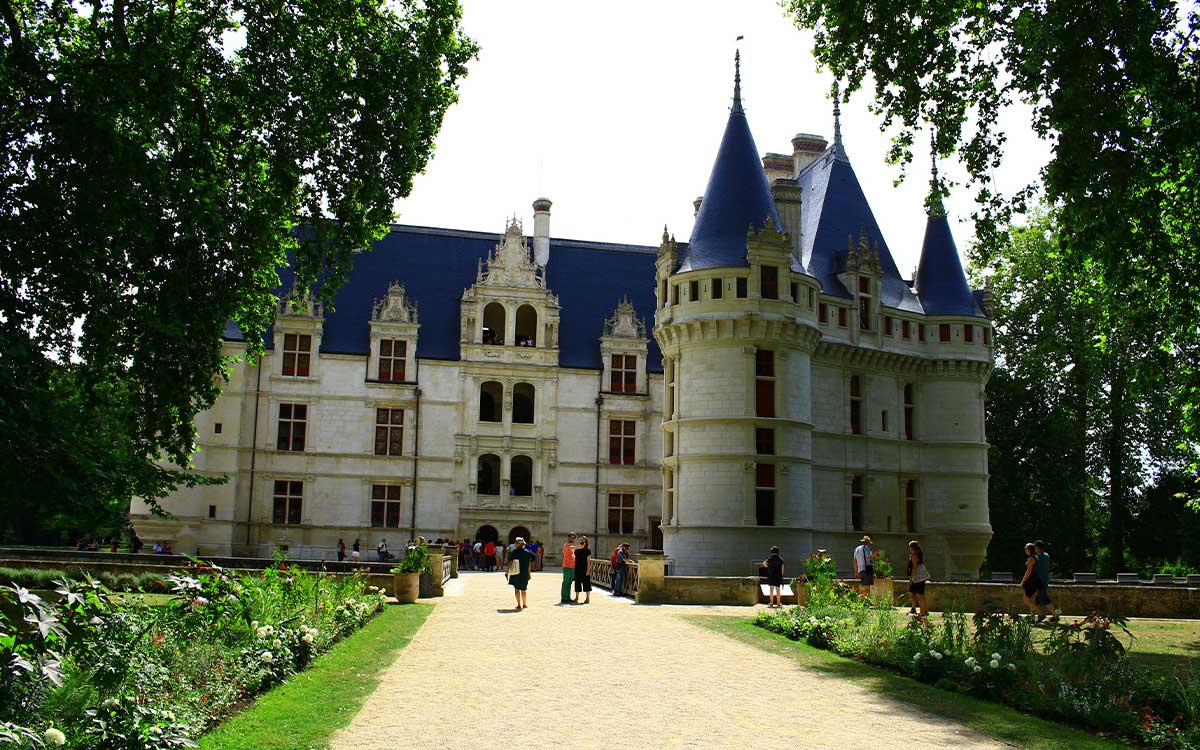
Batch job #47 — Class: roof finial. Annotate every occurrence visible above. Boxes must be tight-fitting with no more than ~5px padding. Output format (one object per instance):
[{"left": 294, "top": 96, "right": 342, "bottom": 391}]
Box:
[
  {"left": 928, "top": 129, "right": 946, "bottom": 217},
  {"left": 732, "top": 36, "right": 744, "bottom": 114},
  {"left": 831, "top": 80, "right": 847, "bottom": 161}
]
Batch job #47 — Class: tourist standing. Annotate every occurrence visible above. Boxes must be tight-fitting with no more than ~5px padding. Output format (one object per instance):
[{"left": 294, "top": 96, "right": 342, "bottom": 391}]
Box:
[
  {"left": 852, "top": 535, "right": 874, "bottom": 588},
  {"left": 763, "top": 546, "right": 785, "bottom": 608},
  {"left": 1034, "top": 540, "right": 1058, "bottom": 623},
  {"left": 1020, "top": 542, "right": 1040, "bottom": 616},
  {"left": 906, "top": 541, "right": 930, "bottom": 620},
  {"left": 377, "top": 538, "right": 389, "bottom": 562},
  {"left": 612, "top": 542, "right": 630, "bottom": 597},
  {"left": 573, "top": 536, "right": 593, "bottom": 604},
  {"left": 351, "top": 538, "right": 361, "bottom": 562},
  {"left": 337, "top": 538, "right": 346, "bottom": 562},
  {"left": 506, "top": 537, "right": 534, "bottom": 609},
  {"left": 484, "top": 539, "right": 496, "bottom": 571},
  {"left": 560, "top": 532, "right": 578, "bottom": 603},
  {"left": 527, "top": 540, "right": 539, "bottom": 571}
]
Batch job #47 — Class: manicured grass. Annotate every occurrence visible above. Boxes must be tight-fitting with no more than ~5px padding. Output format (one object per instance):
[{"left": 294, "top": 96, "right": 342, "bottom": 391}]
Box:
[
  {"left": 1122, "top": 619, "right": 1200, "bottom": 675},
  {"left": 686, "top": 615, "right": 1132, "bottom": 750},
  {"left": 199, "top": 603, "right": 433, "bottom": 750}
]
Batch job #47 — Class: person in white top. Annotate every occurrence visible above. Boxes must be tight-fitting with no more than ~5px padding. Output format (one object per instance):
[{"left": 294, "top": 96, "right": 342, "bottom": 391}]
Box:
[{"left": 852, "top": 535, "right": 874, "bottom": 587}]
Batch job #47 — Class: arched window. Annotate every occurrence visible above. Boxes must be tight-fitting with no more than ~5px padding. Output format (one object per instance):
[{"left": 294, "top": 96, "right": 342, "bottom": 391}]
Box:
[
  {"left": 510, "top": 455, "right": 533, "bottom": 496},
  {"left": 482, "top": 302, "right": 506, "bottom": 345},
  {"left": 479, "top": 381, "right": 503, "bottom": 423},
  {"left": 477, "top": 454, "right": 501, "bottom": 495},
  {"left": 515, "top": 305, "right": 537, "bottom": 347},
  {"left": 512, "top": 383, "right": 535, "bottom": 424}
]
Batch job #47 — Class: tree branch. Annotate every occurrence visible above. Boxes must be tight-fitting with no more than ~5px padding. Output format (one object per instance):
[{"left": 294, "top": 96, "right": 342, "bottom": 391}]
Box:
[{"left": 0, "top": 0, "right": 22, "bottom": 47}]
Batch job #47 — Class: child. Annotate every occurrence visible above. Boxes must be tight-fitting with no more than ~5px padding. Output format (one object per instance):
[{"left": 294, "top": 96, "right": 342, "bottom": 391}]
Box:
[{"left": 763, "top": 546, "right": 785, "bottom": 608}]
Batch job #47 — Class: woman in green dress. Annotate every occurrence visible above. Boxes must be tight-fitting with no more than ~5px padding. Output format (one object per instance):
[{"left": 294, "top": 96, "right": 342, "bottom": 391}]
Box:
[{"left": 506, "top": 537, "right": 534, "bottom": 609}]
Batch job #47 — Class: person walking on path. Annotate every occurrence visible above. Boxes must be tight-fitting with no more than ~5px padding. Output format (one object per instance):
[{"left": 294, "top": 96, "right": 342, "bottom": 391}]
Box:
[
  {"left": 337, "top": 539, "right": 346, "bottom": 562},
  {"left": 1034, "top": 540, "right": 1059, "bottom": 623},
  {"left": 573, "top": 536, "right": 593, "bottom": 604},
  {"left": 852, "top": 535, "right": 874, "bottom": 589},
  {"left": 560, "top": 532, "right": 579, "bottom": 603},
  {"left": 505, "top": 537, "right": 534, "bottom": 609},
  {"left": 351, "top": 538, "right": 362, "bottom": 562},
  {"left": 1020, "top": 542, "right": 1041, "bottom": 616},
  {"left": 377, "top": 538, "right": 389, "bottom": 562},
  {"left": 612, "top": 542, "right": 630, "bottom": 597},
  {"left": 906, "top": 540, "right": 931, "bottom": 620},
  {"left": 763, "top": 546, "right": 785, "bottom": 608}
]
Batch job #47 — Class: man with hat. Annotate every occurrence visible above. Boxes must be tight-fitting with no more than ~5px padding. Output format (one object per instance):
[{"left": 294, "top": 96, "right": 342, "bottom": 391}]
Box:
[
  {"left": 852, "top": 535, "right": 874, "bottom": 588},
  {"left": 612, "top": 542, "right": 631, "bottom": 598}
]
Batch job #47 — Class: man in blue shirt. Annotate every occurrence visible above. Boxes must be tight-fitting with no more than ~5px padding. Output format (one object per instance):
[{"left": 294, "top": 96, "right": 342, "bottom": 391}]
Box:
[
  {"left": 612, "top": 543, "right": 630, "bottom": 597},
  {"left": 1034, "top": 540, "right": 1058, "bottom": 623}
]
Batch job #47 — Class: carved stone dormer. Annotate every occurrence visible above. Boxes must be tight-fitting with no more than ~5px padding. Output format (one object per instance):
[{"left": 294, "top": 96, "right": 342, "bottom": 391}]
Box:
[
  {"left": 839, "top": 226, "right": 884, "bottom": 338},
  {"left": 459, "top": 216, "right": 561, "bottom": 367},
  {"left": 273, "top": 284, "right": 324, "bottom": 380},
  {"left": 600, "top": 296, "right": 649, "bottom": 396},
  {"left": 367, "top": 282, "right": 420, "bottom": 385},
  {"left": 746, "top": 215, "right": 795, "bottom": 300}
]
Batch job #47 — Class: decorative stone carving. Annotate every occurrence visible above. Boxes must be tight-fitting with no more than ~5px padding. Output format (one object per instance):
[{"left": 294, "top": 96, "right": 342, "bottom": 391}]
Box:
[
  {"left": 603, "top": 297, "right": 647, "bottom": 339},
  {"left": 480, "top": 219, "right": 545, "bottom": 290},
  {"left": 371, "top": 282, "right": 418, "bottom": 323},
  {"left": 277, "top": 284, "right": 323, "bottom": 318}
]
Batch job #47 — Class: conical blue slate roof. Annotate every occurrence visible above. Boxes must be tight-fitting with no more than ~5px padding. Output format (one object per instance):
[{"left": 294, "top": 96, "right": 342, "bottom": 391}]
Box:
[
  {"left": 795, "top": 151, "right": 923, "bottom": 313},
  {"left": 677, "top": 77, "right": 781, "bottom": 273},
  {"left": 915, "top": 211, "right": 984, "bottom": 316}
]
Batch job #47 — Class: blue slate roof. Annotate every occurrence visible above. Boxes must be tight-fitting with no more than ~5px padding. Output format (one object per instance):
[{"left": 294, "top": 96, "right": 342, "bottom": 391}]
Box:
[
  {"left": 228, "top": 226, "right": 665, "bottom": 372},
  {"left": 796, "top": 150, "right": 924, "bottom": 313},
  {"left": 677, "top": 90, "right": 781, "bottom": 273},
  {"left": 915, "top": 211, "right": 985, "bottom": 316}
]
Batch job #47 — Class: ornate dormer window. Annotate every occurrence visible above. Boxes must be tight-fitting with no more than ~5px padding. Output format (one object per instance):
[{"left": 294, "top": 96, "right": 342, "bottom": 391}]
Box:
[
  {"left": 600, "top": 296, "right": 649, "bottom": 395},
  {"left": 368, "top": 282, "right": 419, "bottom": 384},
  {"left": 460, "top": 217, "right": 561, "bottom": 366},
  {"left": 839, "top": 226, "right": 884, "bottom": 334},
  {"left": 745, "top": 216, "right": 792, "bottom": 302},
  {"left": 274, "top": 285, "right": 324, "bottom": 379}
]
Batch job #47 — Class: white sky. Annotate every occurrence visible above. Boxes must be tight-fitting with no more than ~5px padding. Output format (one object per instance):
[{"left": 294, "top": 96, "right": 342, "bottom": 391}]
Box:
[{"left": 394, "top": 0, "right": 1051, "bottom": 276}]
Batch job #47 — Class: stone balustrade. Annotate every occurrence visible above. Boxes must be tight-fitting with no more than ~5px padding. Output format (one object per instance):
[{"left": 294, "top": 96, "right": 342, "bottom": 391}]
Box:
[{"left": 587, "top": 557, "right": 638, "bottom": 595}]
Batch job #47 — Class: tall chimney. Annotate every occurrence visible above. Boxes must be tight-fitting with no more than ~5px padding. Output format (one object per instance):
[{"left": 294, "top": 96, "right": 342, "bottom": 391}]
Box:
[
  {"left": 791, "top": 133, "right": 828, "bottom": 175},
  {"left": 762, "top": 153, "right": 793, "bottom": 184},
  {"left": 532, "top": 197, "right": 552, "bottom": 266}
]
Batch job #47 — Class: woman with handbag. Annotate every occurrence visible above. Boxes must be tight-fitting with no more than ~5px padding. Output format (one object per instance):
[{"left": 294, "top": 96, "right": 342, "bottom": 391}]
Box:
[
  {"left": 506, "top": 537, "right": 534, "bottom": 610},
  {"left": 907, "top": 540, "right": 931, "bottom": 620}
]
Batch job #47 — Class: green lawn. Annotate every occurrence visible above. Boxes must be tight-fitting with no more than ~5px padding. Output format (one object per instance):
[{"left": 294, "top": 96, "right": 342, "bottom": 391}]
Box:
[
  {"left": 199, "top": 603, "right": 433, "bottom": 750},
  {"left": 687, "top": 615, "right": 1133, "bottom": 750}
]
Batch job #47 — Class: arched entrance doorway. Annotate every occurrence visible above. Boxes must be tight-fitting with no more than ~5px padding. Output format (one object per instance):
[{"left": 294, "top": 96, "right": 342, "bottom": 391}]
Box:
[
  {"left": 475, "top": 524, "right": 499, "bottom": 543},
  {"left": 508, "top": 525, "right": 531, "bottom": 544}
]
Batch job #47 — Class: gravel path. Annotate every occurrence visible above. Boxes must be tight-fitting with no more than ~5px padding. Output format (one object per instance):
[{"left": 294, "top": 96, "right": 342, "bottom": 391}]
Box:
[{"left": 331, "top": 571, "right": 1012, "bottom": 749}]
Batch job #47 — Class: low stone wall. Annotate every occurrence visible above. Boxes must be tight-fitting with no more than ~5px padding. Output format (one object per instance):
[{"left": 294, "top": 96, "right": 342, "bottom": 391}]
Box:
[
  {"left": 649, "top": 576, "right": 761, "bottom": 606},
  {"left": 890, "top": 580, "right": 1200, "bottom": 619}
]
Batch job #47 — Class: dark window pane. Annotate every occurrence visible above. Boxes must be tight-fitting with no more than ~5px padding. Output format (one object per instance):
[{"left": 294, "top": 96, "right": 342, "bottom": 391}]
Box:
[
  {"left": 608, "top": 509, "right": 621, "bottom": 534},
  {"left": 279, "top": 403, "right": 292, "bottom": 419},
  {"left": 755, "top": 380, "right": 774, "bottom": 417},
  {"left": 284, "top": 334, "right": 297, "bottom": 350},
  {"left": 755, "top": 490, "right": 775, "bottom": 526},
  {"left": 939, "top": 324, "right": 951, "bottom": 342},
  {"left": 761, "top": 266, "right": 778, "bottom": 299},
  {"left": 755, "top": 350, "right": 774, "bottom": 377},
  {"left": 736, "top": 277, "right": 748, "bottom": 298},
  {"left": 838, "top": 307, "right": 847, "bottom": 327},
  {"left": 273, "top": 497, "right": 286, "bottom": 524},
  {"left": 294, "top": 404, "right": 306, "bottom": 419},
  {"left": 755, "top": 428, "right": 775, "bottom": 455},
  {"left": 371, "top": 502, "right": 385, "bottom": 527},
  {"left": 389, "top": 429, "right": 402, "bottom": 455},
  {"left": 755, "top": 463, "right": 775, "bottom": 488},
  {"left": 819, "top": 303, "right": 827, "bottom": 323},
  {"left": 274, "top": 480, "right": 287, "bottom": 494},
  {"left": 386, "top": 503, "right": 401, "bottom": 528},
  {"left": 712, "top": 278, "right": 723, "bottom": 299},
  {"left": 288, "top": 500, "right": 302, "bottom": 525}
]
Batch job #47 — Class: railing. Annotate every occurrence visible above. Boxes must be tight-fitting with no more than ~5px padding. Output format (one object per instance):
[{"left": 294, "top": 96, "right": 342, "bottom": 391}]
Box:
[
  {"left": 441, "top": 553, "right": 453, "bottom": 584},
  {"left": 587, "top": 558, "right": 638, "bottom": 595}
]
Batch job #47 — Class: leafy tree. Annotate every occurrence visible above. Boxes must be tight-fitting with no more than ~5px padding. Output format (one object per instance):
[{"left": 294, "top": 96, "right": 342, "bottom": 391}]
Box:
[{"left": 0, "top": 0, "right": 477, "bottom": 541}]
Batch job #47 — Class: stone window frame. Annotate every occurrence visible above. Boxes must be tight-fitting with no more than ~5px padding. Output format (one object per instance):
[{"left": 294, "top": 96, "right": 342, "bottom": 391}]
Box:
[
  {"left": 850, "top": 475, "right": 865, "bottom": 531},
  {"left": 370, "top": 484, "right": 405, "bottom": 528},
  {"left": 373, "top": 407, "right": 405, "bottom": 456},
  {"left": 276, "top": 402, "right": 307, "bottom": 452},
  {"left": 754, "top": 463, "right": 776, "bottom": 527},
  {"left": 609, "top": 418, "right": 637, "bottom": 465},
  {"left": 377, "top": 339, "right": 407, "bottom": 382},
  {"left": 272, "top": 479, "right": 303, "bottom": 526},
  {"left": 607, "top": 492, "right": 636, "bottom": 534}
]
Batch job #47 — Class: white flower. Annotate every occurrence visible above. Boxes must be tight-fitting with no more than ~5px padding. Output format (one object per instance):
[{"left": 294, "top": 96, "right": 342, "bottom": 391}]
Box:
[
  {"left": 101, "top": 698, "right": 119, "bottom": 710},
  {"left": 43, "top": 728, "right": 66, "bottom": 746},
  {"left": 913, "top": 653, "right": 922, "bottom": 660},
  {"left": 991, "top": 652, "right": 1001, "bottom": 661},
  {"left": 256, "top": 626, "right": 269, "bottom": 639},
  {"left": 973, "top": 665, "right": 982, "bottom": 673},
  {"left": 271, "top": 638, "right": 281, "bottom": 648},
  {"left": 302, "top": 633, "right": 314, "bottom": 644},
  {"left": 251, "top": 620, "right": 259, "bottom": 629},
  {"left": 149, "top": 726, "right": 163, "bottom": 736},
  {"left": 163, "top": 711, "right": 175, "bottom": 722},
  {"left": 932, "top": 651, "right": 943, "bottom": 660},
  {"left": 989, "top": 660, "right": 1000, "bottom": 669},
  {"left": 1007, "top": 663, "right": 1017, "bottom": 672},
  {"left": 964, "top": 657, "right": 976, "bottom": 667},
  {"left": 260, "top": 650, "right": 274, "bottom": 663}
]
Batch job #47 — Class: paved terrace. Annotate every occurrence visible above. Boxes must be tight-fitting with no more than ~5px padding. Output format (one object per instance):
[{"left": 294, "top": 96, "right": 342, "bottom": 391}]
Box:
[{"left": 333, "top": 571, "right": 1009, "bottom": 749}]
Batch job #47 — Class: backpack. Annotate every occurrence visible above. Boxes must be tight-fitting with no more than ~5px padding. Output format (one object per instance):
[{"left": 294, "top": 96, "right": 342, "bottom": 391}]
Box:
[{"left": 610, "top": 546, "right": 621, "bottom": 568}]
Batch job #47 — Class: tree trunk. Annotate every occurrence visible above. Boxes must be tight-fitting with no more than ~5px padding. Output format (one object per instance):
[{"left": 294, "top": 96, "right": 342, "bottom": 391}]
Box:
[{"left": 1106, "top": 362, "right": 1128, "bottom": 573}]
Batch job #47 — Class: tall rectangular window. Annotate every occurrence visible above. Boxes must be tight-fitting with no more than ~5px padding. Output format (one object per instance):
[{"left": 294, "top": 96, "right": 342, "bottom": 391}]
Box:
[
  {"left": 884, "top": 316, "right": 893, "bottom": 336},
  {"left": 665, "top": 470, "right": 675, "bottom": 523},
  {"left": 672, "top": 285, "right": 680, "bottom": 305},
  {"left": 790, "top": 282, "right": 799, "bottom": 302},
  {"left": 903, "top": 384, "right": 915, "bottom": 440},
  {"left": 609, "top": 419, "right": 636, "bottom": 465},
  {"left": 984, "top": 327, "right": 991, "bottom": 346},
  {"left": 712, "top": 278, "right": 723, "bottom": 299},
  {"left": 964, "top": 324, "right": 975, "bottom": 343},
  {"left": 374, "top": 408, "right": 404, "bottom": 456},
  {"left": 608, "top": 493, "right": 635, "bottom": 534},
  {"left": 838, "top": 307, "right": 847, "bottom": 327},
  {"left": 761, "top": 266, "right": 779, "bottom": 299},
  {"left": 851, "top": 475, "right": 864, "bottom": 531},
  {"left": 736, "top": 277, "right": 748, "bottom": 298},
  {"left": 660, "top": 279, "right": 668, "bottom": 308},
  {"left": 859, "top": 297, "right": 871, "bottom": 330},
  {"left": 689, "top": 279, "right": 700, "bottom": 301},
  {"left": 272, "top": 480, "right": 303, "bottom": 525},
  {"left": 939, "top": 323, "right": 951, "bottom": 342},
  {"left": 378, "top": 339, "right": 406, "bottom": 382},
  {"left": 282, "top": 334, "right": 311, "bottom": 377},
  {"left": 665, "top": 360, "right": 676, "bottom": 420},
  {"left": 819, "top": 303, "right": 828, "bottom": 323},
  {"left": 808, "top": 288, "right": 815, "bottom": 309},
  {"left": 755, "top": 463, "right": 775, "bottom": 526},
  {"left": 755, "top": 350, "right": 775, "bottom": 418},
  {"left": 901, "top": 320, "right": 911, "bottom": 339},
  {"left": 905, "top": 479, "right": 917, "bottom": 532},
  {"left": 881, "top": 409, "right": 889, "bottom": 432},
  {"left": 755, "top": 427, "right": 775, "bottom": 455},
  {"left": 849, "top": 376, "right": 862, "bottom": 435},
  {"left": 610, "top": 354, "right": 637, "bottom": 393},
  {"left": 919, "top": 324, "right": 926, "bottom": 342},
  {"left": 371, "top": 484, "right": 404, "bottom": 528},
  {"left": 277, "top": 404, "right": 307, "bottom": 451}
]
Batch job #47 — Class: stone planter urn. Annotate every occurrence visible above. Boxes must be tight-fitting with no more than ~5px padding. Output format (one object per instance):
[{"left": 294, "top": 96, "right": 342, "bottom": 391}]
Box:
[{"left": 393, "top": 572, "right": 420, "bottom": 604}]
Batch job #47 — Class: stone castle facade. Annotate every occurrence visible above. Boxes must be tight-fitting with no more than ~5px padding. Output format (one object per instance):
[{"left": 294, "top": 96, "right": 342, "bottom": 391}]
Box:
[{"left": 133, "top": 62, "right": 994, "bottom": 577}]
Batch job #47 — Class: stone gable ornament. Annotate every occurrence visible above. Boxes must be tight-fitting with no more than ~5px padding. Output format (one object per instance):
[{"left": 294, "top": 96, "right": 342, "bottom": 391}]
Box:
[
  {"left": 481, "top": 218, "right": 545, "bottom": 289},
  {"left": 603, "top": 296, "right": 647, "bottom": 339},
  {"left": 277, "top": 283, "right": 323, "bottom": 318},
  {"left": 371, "top": 281, "right": 418, "bottom": 323}
]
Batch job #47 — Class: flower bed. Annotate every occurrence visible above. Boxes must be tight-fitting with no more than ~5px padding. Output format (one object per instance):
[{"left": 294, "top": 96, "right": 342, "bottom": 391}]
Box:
[
  {"left": 1, "top": 561, "right": 388, "bottom": 748},
  {"left": 754, "top": 562, "right": 1200, "bottom": 749}
]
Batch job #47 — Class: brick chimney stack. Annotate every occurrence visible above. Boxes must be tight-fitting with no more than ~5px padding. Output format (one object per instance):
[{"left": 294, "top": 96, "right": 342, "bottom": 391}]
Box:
[{"left": 791, "top": 133, "right": 828, "bottom": 175}]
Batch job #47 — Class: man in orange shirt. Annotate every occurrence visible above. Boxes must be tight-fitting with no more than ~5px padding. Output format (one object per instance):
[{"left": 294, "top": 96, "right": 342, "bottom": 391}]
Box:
[{"left": 560, "top": 532, "right": 578, "bottom": 603}]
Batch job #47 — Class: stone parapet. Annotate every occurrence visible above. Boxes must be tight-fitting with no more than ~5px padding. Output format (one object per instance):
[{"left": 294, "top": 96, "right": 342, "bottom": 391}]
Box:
[{"left": 888, "top": 579, "right": 1200, "bottom": 619}]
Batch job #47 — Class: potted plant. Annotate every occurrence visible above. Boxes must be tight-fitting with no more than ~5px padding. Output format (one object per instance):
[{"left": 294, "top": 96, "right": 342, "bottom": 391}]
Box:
[
  {"left": 869, "top": 549, "right": 895, "bottom": 603},
  {"left": 390, "top": 543, "right": 430, "bottom": 604}
]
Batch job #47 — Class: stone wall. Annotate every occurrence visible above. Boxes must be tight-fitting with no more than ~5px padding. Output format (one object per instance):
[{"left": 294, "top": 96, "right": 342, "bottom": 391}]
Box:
[{"left": 890, "top": 580, "right": 1200, "bottom": 619}]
